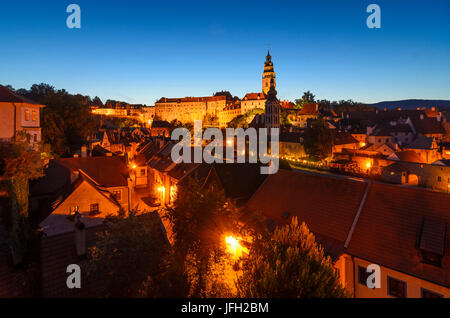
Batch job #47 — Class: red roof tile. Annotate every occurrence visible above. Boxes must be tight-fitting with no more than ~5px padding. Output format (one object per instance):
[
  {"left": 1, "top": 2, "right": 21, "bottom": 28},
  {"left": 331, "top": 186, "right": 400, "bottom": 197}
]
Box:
[{"left": 346, "top": 183, "right": 450, "bottom": 288}]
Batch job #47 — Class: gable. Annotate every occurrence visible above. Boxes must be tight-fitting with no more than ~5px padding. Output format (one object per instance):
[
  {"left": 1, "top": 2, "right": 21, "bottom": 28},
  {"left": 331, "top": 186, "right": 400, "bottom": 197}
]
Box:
[{"left": 53, "top": 180, "right": 120, "bottom": 217}]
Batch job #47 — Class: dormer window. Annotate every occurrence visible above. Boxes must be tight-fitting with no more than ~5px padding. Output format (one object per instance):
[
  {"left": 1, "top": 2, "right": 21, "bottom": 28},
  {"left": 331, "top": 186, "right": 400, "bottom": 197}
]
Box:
[{"left": 419, "top": 217, "right": 446, "bottom": 267}]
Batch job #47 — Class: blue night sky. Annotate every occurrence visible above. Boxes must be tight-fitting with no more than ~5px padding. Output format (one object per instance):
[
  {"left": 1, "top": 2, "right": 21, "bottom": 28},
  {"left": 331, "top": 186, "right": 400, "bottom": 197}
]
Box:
[{"left": 1, "top": 0, "right": 449, "bottom": 105}]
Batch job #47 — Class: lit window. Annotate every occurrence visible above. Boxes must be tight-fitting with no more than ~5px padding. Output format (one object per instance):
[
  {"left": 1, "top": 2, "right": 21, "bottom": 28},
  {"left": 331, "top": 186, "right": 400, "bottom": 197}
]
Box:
[
  {"left": 111, "top": 190, "right": 122, "bottom": 201},
  {"left": 90, "top": 203, "right": 99, "bottom": 215},
  {"left": 387, "top": 276, "right": 406, "bottom": 298},
  {"left": 25, "top": 110, "right": 30, "bottom": 121},
  {"left": 32, "top": 111, "right": 37, "bottom": 121}
]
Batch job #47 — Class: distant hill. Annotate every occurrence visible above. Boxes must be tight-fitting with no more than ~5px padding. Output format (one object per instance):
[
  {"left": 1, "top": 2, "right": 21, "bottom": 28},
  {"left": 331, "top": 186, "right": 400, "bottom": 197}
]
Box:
[{"left": 367, "top": 99, "right": 450, "bottom": 110}]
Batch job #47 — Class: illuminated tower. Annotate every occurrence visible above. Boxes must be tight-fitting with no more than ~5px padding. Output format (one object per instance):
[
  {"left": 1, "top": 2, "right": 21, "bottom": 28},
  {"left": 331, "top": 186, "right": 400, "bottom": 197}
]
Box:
[
  {"left": 264, "top": 78, "right": 280, "bottom": 129},
  {"left": 262, "top": 50, "right": 276, "bottom": 95}
]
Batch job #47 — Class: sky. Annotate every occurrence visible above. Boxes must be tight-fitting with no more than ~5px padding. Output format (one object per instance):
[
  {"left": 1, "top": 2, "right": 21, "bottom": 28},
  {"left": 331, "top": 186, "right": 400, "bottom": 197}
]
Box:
[{"left": 0, "top": 0, "right": 449, "bottom": 105}]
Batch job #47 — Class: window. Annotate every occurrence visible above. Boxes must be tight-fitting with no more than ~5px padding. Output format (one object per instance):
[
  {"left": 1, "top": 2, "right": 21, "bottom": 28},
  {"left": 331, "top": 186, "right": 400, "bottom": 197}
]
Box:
[
  {"left": 358, "top": 266, "right": 372, "bottom": 287},
  {"left": 140, "top": 168, "right": 146, "bottom": 177},
  {"left": 387, "top": 276, "right": 406, "bottom": 298},
  {"left": 421, "top": 250, "right": 442, "bottom": 267},
  {"left": 32, "top": 110, "right": 37, "bottom": 121},
  {"left": 90, "top": 203, "right": 99, "bottom": 215},
  {"left": 25, "top": 109, "right": 30, "bottom": 121},
  {"left": 69, "top": 206, "right": 79, "bottom": 215},
  {"left": 437, "top": 176, "right": 442, "bottom": 182},
  {"left": 421, "top": 288, "right": 443, "bottom": 298},
  {"left": 33, "top": 134, "right": 37, "bottom": 142},
  {"left": 112, "top": 190, "right": 122, "bottom": 201}
]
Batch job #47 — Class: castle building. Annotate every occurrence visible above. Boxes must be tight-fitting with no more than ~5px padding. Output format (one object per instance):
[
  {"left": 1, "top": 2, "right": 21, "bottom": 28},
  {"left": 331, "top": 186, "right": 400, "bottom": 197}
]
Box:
[{"left": 155, "top": 50, "right": 281, "bottom": 127}]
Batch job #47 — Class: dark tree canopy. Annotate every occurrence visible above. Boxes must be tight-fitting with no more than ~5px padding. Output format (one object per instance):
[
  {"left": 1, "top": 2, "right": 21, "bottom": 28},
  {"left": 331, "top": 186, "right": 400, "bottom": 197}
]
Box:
[{"left": 303, "top": 118, "right": 333, "bottom": 161}]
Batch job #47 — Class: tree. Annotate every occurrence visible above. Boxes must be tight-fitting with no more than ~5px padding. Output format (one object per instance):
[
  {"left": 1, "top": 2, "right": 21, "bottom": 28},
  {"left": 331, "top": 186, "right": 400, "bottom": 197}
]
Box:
[
  {"left": 203, "top": 113, "right": 218, "bottom": 126},
  {"left": 0, "top": 131, "right": 45, "bottom": 263},
  {"left": 303, "top": 118, "right": 333, "bottom": 161},
  {"left": 237, "top": 217, "right": 348, "bottom": 298},
  {"left": 92, "top": 96, "right": 104, "bottom": 107},
  {"left": 295, "top": 90, "right": 316, "bottom": 107},
  {"left": 164, "top": 176, "right": 239, "bottom": 297},
  {"left": 41, "top": 89, "right": 97, "bottom": 156},
  {"left": 228, "top": 108, "right": 264, "bottom": 129},
  {"left": 86, "top": 211, "right": 169, "bottom": 297}
]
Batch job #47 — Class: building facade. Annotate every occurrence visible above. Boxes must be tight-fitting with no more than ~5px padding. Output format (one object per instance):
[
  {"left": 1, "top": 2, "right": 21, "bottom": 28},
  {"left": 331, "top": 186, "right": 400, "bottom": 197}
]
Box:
[{"left": 0, "top": 85, "right": 45, "bottom": 145}]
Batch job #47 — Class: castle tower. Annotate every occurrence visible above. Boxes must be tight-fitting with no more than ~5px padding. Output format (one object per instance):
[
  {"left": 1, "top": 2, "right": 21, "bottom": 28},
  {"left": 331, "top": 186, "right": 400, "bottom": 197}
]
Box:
[
  {"left": 265, "top": 78, "right": 280, "bottom": 130},
  {"left": 262, "top": 50, "right": 276, "bottom": 95}
]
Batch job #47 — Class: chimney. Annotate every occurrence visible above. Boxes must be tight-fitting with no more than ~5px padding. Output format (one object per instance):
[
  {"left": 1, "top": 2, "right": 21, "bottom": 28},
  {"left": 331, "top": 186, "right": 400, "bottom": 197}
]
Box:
[
  {"left": 81, "top": 145, "right": 88, "bottom": 157},
  {"left": 74, "top": 213, "right": 86, "bottom": 256}
]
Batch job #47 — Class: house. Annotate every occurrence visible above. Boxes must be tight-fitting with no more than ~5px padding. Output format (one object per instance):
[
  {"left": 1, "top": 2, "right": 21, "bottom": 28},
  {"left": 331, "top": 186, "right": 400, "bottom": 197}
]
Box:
[
  {"left": 0, "top": 85, "right": 45, "bottom": 145},
  {"left": 31, "top": 156, "right": 132, "bottom": 226},
  {"left": 409, "top": 114, "right": 446, "bottom": 140},
  {"left": 241, "top": 93, "right": 266, "bottom": 114},
  {"left": 404, "top": 135, "right": 440, "bottom": 164},
  {"left": 246, "top": 169, "right": 450, "bottom": 298},
  {"left": 150, "top": 120, "right": 171, "bottom": 137},
  {"left": 367, "top": 123, "right": 414, "bottom": 147},
  {"left": 279, "top": 132, "right": 306, "bottom": 159},
  {"left": 331, "top": 131, "right": 359, "bottom": 154},
  {"left": 381, "top": 163, "right": 419, "bottom": 185},
  {"left": 290, "top": 103, "right": 319, "bottom": 128}
]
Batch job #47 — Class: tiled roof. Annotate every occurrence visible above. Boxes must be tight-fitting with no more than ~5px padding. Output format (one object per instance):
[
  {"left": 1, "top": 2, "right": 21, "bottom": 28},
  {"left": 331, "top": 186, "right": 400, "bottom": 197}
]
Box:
[
  {"left": 56, "top": 156, "right": 129, "bottom": 187},
  {"left": 246, "top": 170, "right": 367, "bottom": 244},
  {"left": 0, "top": 85, "right": 44, "bottom": 106},
  {"left": 390, "top": 150, "right": 423, "bottom": 163},
  {"left": 331, "top": 131, "right": 359, "bottom": 145},
  {"left": 243, "top": 93, "right": 266, "bottom": 100},
  {"left": 298, "top": 103, "right": 319, "bottom": 116},
  {"left": 346, "top": 182, "right": 450, "bottom": 288},
  {"left": 405, "top": 135, "right": 436, "bottom": 150},
  {"left": 410, "top": 116, "right": 446, "bottom": 135},
  {"left": 151, "top": 120, "right": 171, "bottom": 128},
  {"left": 246, "top": 169, "right": 450, "bottom": 287}
]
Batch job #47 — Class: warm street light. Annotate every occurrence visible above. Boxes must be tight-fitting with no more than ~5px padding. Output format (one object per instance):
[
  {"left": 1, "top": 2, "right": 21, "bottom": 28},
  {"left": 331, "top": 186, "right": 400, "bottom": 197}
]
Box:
[{"left": 225, "top": 235, "right": 248, "bottom": 259}]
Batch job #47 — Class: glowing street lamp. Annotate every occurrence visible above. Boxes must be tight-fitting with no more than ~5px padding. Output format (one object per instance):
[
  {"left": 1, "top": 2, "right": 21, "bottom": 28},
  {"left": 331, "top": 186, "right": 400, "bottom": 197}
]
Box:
[{"left": 225, "top": 235, "right": 248, "bottom": 259}]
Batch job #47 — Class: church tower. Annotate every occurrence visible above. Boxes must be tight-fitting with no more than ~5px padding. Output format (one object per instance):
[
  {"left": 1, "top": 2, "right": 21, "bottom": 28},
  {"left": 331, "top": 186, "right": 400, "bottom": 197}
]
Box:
[
  {"left": 262, "top": 50, "right": 276, "bottom": 95},
  {"left": 264, "top": 77, "right": 280, "bottom": 130}
]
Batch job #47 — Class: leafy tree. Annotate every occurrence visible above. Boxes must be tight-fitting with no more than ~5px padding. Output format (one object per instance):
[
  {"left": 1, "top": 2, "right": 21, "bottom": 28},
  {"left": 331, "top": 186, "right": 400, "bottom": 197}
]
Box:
[
  {"left": 203, "top": 113, "right": 218, "bottom": 126},
  {"left": 237, "top": 217, "right": 348, "bottom": 298},
  {"left": 228, "top": 108, "right": 264, "bottom": 128},
  {"left": 295, "top": 90, "right": 316, "bottom": 107},
  {"left": 0, "top": 132, "right": 45, "bottom": 263},
  {"left": 41, "top": 89, "right": 97, "bottom": 156},
  {"left": 92, "top": 96, "right": 104, "bottom": 107},
  {"left": 164, "top": 176, "right": 239, "bottom": 297},
  {"left": 86, "top": 211, "right": 169, "bottom": 297},
  {"left": 303, "top": 118, "right": 333, "bottom": 161}
]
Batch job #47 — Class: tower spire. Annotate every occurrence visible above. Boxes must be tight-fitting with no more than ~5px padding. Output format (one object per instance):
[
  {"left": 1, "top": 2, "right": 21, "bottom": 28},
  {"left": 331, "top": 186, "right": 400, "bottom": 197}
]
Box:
[{"left": 262, "top": 50, "right": 276, "bottom": 95}]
